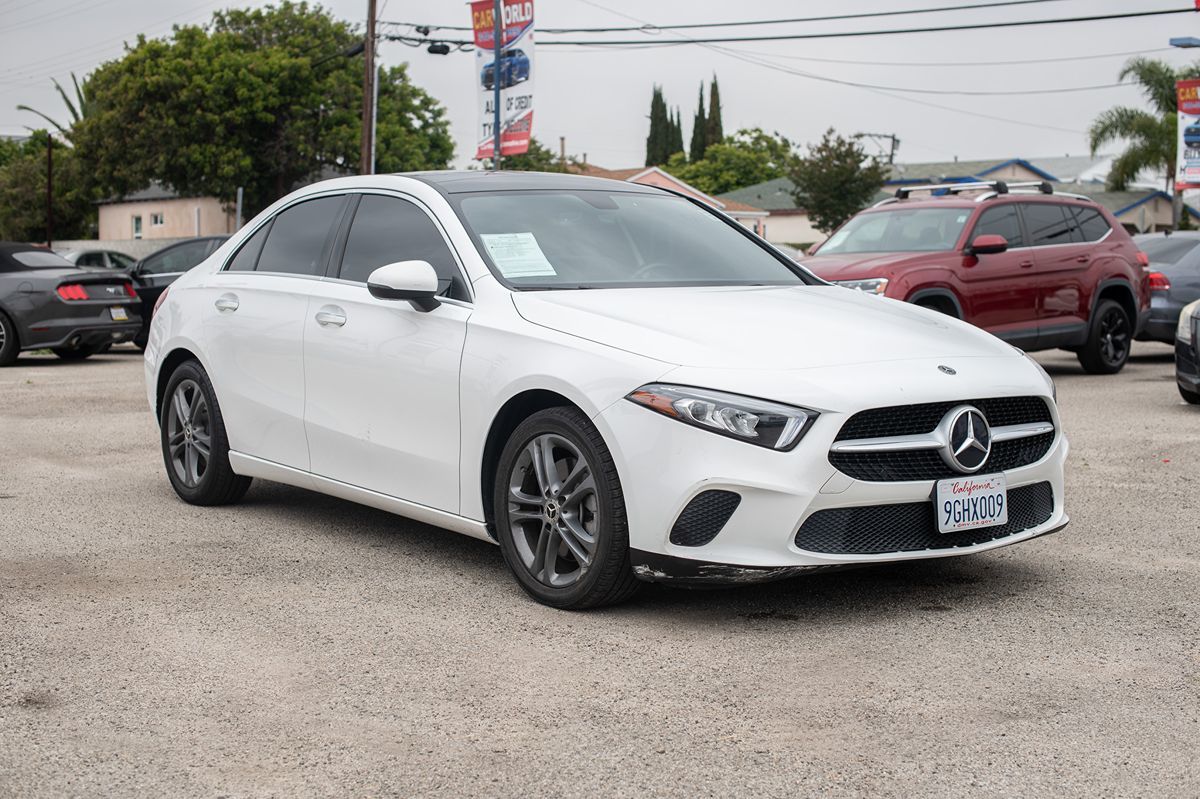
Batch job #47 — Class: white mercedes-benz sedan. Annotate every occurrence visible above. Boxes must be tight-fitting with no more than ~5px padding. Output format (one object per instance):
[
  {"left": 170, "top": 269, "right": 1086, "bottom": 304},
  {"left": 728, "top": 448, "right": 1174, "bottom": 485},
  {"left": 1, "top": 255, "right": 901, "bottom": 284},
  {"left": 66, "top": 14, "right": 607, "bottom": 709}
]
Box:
[{"left": 145, "top": 171, "right": 1068, "bottom": 608}]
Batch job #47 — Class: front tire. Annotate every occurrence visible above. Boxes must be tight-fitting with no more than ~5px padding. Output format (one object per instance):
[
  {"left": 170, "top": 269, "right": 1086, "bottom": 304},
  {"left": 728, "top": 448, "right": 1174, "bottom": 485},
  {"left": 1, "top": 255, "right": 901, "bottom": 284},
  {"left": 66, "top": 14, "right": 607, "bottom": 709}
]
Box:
[
  {"left": 0, "top": 311, "right": 19, "bottom": 366},
  {"left": 1181, "top": 385, "right": 1200, "bottom": 405},
  {"left": 1077, "top": 299, "right": 1131, "bottom": 374},
  {"left": 494, "top": 407, "right": 639, "bottom": 609},
  {"left": 160, "top": 360, "right": 251, "bottom": 506}
]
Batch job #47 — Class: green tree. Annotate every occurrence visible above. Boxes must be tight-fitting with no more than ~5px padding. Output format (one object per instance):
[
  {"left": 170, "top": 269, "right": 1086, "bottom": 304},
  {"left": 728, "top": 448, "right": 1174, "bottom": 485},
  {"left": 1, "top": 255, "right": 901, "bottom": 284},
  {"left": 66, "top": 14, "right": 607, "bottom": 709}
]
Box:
[
  {"left": 73, "top": 1, "right": 453, "bottom": 218},
  {"left": 689, "top": 83, "right": 707, "bottom": 162},
  {"left": 0, "top": 131, "right": 95, "bottom": 241},
  {"left": 665, "top": 128, "right": 795, "bottom": 195},
  {"left": 705, "top": 75, "right": 724, "bottom": 151},
  {"left": 498, "top": 137, "right": 568, "bottom": 172},
  {"left": 789, "top": 128, "right": 886, "bottom": 233},
  {"left": 669, "top": 107, "right": 685, "bottom": 160},
  {"left": 644, "top": 85, "right": 670, "bottom": 166}
]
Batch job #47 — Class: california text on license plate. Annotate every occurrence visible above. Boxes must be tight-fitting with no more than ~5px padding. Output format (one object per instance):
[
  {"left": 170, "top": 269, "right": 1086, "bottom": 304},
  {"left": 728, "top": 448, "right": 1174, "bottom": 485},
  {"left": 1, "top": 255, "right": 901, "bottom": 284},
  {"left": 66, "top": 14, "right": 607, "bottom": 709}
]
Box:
[
  {"left": 109, "top": 306, "right": 128, "bottom": 321},
  {"left": 935, "top": 473, "right": 1008, "bottom": 534}
]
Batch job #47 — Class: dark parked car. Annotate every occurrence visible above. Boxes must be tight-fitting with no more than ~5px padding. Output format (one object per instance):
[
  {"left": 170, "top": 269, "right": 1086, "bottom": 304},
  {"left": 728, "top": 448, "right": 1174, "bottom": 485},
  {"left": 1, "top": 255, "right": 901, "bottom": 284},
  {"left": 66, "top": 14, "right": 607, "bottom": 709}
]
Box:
[
  {"left": 0, "top": 242, "right": 141, "bottom": 365},
  {"left": 1133, "top": 231, "right": 1200, "bottom": 343},
  {"left": 802, "top": 181, "right": 1150, "bottom": 374},
  {"left": 57, "top": 248, "right": 138, "bottom": 271},
  {"left": 481, "top": 48, "right": 530, "bottom": 90},
  {"left": 1184, "top": 121, "right": 1200, "bottom": 148},
  {"left": 128, "top": 236, "right": 227, "bottom": 347},
  {"left": 1177, "top": 299, "right": 1200, "bottom": 404}
]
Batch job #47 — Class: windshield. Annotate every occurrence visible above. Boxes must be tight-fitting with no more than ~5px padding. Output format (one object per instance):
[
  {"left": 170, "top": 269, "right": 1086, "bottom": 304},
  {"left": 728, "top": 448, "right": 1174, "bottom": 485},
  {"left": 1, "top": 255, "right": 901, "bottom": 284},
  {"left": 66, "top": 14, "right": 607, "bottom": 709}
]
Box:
[
  {"left": 818, "top": 207, "right": 972, "bottom": 254},
  {"left": 453, "top": 190, "right": 805, "bottom": 289},
  {"left": 11, "top": 250, "right": 75, "bottom": 268},
  {"left": 1138, "top": 236, "right": 1200, "bottom": 265}
]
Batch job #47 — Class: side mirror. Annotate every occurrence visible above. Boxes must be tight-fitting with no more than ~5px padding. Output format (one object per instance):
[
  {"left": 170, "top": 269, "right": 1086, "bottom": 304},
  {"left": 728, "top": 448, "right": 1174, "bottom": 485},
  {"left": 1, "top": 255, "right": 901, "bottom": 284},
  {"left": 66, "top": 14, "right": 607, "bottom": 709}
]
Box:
[
  {"left": 367, "top": 260, "right": 440, "bottom": 311},
  {"left": 965, "top": 234, "right": 1008, "bottom": 256}
]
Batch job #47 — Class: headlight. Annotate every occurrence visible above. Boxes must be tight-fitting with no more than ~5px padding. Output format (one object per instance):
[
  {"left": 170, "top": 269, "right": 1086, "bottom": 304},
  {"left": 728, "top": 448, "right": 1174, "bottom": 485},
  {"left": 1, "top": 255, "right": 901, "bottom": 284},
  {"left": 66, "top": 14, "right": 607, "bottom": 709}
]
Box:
[
  {"left": 833, "top": 277, "right": 889, "bottom": 295},
  {"left": 1178, "top": 300, "right": 1200, "bottom": 344},
  {"left": 626, "top": 384, "right": 818, "bottom": 451}
]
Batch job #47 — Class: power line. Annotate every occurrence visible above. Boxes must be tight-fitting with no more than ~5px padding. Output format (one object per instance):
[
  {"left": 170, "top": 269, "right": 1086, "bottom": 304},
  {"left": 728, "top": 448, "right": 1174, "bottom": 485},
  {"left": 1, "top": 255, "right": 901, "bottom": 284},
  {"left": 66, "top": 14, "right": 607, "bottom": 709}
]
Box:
[
  {"left": 381, "top": 0, "right": 1071, "bottom": 33},
  {"left": 708, "top": 46, "right": 1177, "bottom": 69},
  {"left": 385, "top": 7, "right": 1195, "bottom": 47}
]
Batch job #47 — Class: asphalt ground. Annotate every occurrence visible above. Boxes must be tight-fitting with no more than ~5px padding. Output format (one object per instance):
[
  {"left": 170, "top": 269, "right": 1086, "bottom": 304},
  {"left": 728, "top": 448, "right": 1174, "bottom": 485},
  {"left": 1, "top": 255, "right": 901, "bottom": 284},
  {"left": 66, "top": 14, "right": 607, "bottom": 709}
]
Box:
[{"left": 1, "top": 342, "right": 1197, "bottom": 797}]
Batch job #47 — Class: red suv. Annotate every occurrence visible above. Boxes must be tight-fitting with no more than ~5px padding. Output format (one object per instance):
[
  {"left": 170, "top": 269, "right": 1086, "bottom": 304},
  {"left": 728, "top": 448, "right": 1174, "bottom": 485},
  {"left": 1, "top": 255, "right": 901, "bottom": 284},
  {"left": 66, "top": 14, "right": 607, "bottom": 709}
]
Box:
[{"left": 802, "top": 181, "right": 1150, "bottom": 374}]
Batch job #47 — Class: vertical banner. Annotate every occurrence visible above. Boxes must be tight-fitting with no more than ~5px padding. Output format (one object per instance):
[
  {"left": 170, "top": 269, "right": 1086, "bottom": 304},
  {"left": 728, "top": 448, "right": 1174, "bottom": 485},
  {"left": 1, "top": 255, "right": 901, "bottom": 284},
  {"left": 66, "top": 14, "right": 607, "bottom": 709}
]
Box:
[
  {"left": 471, "top": 0, "right": 534, "bottom": 160},
  {"left": 1176, "top": 79, "right": 1200, "bottom": 190}
]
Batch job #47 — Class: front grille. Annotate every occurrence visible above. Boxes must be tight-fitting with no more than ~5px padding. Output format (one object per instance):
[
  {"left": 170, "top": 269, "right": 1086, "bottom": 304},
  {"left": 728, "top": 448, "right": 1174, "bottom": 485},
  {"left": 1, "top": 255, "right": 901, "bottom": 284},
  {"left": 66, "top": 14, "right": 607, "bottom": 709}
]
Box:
[
  {"left": 831, "top": 396, "right": 1054, "bottom": 482},
  {"left": 794, "top": 481, "right": 1055, "bottom": 555},
  {"left": 669, "top": 490, "right": 741, "bottom": 547}
]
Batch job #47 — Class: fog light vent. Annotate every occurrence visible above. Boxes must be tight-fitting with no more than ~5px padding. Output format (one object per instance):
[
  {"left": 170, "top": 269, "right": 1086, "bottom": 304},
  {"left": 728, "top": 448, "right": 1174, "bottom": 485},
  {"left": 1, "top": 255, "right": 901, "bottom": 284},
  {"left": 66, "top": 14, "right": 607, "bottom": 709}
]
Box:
[{"left": 669, "top": 490, "right": 741, "bottom": 547}]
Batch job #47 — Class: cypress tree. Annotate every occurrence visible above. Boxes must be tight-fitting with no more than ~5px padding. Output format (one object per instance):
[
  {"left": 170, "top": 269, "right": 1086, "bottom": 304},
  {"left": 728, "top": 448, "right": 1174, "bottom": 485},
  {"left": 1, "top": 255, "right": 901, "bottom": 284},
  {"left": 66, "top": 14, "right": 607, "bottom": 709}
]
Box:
[
  {"left": 669, "top": 107, "right": 685, "bottom": 157},
  {"left": 705, "top": 75, "right": 724, "bottom": 150},
  {"left": 645, "top": 85, "right": 670, "bottom": 166},
  {"left": 689, "top": 83, "right": 707, "bottom": 162}
]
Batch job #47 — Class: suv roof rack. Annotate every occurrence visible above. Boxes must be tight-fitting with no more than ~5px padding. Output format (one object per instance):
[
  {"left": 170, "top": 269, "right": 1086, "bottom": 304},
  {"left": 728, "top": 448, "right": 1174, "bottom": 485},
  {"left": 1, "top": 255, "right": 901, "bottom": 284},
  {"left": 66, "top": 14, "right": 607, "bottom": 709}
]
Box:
[{"left": 881, "top": 180, "right": 1092, "bottom": 205}]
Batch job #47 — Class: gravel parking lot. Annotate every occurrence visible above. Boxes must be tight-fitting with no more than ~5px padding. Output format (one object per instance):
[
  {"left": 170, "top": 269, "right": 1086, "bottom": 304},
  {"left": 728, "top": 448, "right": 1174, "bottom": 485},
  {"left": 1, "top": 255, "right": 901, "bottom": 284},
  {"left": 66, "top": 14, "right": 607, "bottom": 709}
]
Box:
[{"left": 1, "top": 344, "right": 1197, "bottom": 797}]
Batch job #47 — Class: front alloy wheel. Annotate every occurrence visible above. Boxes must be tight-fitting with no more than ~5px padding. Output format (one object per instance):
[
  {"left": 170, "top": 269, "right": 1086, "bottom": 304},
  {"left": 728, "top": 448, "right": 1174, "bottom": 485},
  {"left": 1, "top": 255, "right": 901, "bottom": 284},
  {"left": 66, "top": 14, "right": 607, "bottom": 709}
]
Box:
[
  {"left": 160, "top": 360, "right": 251, "bottom": 505},
  {"left": 495, "top": 407, "right": 639, "bottom": 609}
]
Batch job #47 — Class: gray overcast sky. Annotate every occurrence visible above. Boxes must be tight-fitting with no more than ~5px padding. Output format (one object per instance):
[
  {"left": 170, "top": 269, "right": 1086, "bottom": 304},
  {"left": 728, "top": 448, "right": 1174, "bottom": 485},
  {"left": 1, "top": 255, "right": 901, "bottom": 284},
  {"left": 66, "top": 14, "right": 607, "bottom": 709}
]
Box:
[{"left": 1, "top": 0, "right": 1196, "bottom": 168}]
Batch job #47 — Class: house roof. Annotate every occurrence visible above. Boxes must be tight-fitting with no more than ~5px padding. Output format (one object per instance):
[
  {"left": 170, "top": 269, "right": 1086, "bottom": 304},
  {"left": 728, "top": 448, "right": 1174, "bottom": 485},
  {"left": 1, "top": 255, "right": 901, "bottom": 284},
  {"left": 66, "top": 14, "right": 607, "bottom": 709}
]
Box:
[
  {"left": 98, "top": 181, "right": 183, "bottom": 205},
  {"left": 886, "top": 158, "right": 1059, "bottom": 184},
  {"left": 568, "top": 163, "right": 766, "bottom": 215},
  {"left": 716, "top": 177, "right": 800, "bottom": 212}
]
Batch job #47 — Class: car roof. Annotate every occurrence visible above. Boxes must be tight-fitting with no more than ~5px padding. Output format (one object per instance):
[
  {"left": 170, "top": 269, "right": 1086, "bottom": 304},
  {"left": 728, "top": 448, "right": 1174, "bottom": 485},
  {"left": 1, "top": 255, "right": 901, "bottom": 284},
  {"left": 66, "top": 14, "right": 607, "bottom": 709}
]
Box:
[{"left": 407, "top": 170, "right": 665, "bottom": 196}]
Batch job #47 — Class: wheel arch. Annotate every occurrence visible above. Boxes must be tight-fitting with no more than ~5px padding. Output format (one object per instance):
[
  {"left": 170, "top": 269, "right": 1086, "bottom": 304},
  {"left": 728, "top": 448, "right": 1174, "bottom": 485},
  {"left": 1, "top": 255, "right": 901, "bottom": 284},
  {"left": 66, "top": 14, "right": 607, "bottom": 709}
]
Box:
[
  {"left": 1092, "top": 279, "right": 1137, "bottom": 329},
  {"left": 0, "top": 301, "right": 20, "bottom": 348},
  {"left": 155, "top": 346, "right": 203, "bottom": 421},
  {"left": 907, "top": 287, "right": 964, "bottom": 318},
  {"left": 480, "top": 388, "right": 585, "bottom": 537}
]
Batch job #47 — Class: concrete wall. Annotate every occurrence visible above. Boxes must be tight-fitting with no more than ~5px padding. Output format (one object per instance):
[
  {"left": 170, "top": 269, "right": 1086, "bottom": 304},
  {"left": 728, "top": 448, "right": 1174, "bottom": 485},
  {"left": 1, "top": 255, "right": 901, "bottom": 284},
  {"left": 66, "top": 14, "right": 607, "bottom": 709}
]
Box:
[
  {"left": 99, "top": 196, "right": 235, "bottom": 241},
  {"left": 762, "top": 211, "right": 823, "bottom": 247},
  {"left": 53, "top": 238, "right": 192, "bottom": 259}
]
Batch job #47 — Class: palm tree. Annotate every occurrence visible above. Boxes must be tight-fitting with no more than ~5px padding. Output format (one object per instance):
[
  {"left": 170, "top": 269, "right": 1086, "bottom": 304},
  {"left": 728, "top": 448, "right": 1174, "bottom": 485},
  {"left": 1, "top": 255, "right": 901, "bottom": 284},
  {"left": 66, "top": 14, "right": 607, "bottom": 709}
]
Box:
[
  {"left": 16, "top": 73, "right": 90, "bottom": 140},
  {"left": 1090, "top": 57, "right": 1200, "bottom": 224}
]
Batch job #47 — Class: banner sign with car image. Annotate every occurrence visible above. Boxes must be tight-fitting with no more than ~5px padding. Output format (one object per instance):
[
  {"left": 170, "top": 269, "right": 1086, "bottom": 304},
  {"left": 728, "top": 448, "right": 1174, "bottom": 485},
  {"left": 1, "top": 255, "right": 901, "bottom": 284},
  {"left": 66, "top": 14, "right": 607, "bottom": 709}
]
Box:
[
  {"left": 471, "top": 0, "right": 534, "bottom": 160},
  {"left": 1176, "top": 79, "right": 1200, "bottom": 190}
]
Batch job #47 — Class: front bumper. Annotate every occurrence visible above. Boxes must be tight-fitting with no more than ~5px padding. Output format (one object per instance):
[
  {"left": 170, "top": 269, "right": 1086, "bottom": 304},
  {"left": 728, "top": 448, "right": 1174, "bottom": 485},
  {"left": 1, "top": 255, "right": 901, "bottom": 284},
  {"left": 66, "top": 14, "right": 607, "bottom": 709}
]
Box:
[
  {"left": 1177, "top": 336, "right": 1199, "bottom": 393},
  {"left": 595, "top": 362, "right": 1068, "bottom": 582}
]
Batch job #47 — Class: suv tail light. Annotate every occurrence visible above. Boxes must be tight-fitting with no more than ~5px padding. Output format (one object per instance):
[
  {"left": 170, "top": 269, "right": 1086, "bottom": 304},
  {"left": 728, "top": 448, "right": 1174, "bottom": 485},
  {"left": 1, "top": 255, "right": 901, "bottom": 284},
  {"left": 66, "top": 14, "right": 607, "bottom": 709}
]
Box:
[
  {"left": 1148, "top": 271, "right": 1171, "bottom": 292},
  {"left": 56, "top": 283, "right": 89, "bottom": 301},
  {"left": 1136, "top": 251, "right": 1150, "bottom": 267}
]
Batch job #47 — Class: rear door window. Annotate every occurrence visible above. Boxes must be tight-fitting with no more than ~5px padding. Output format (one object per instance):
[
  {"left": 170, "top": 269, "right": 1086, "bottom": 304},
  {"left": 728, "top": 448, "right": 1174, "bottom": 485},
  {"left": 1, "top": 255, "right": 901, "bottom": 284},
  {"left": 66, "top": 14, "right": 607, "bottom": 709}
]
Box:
[
  {"left": 256, "top": 196, "right": 346, "bottom": 276},
  {"left": 338, "top": 194, "right": 466, "bottom": 298},
  {"left": 1021, "top": 203, "right": 1075, "bottom": 247},
  {"left": 971, "top": 205, "right": 1025, "bottom": 248}
]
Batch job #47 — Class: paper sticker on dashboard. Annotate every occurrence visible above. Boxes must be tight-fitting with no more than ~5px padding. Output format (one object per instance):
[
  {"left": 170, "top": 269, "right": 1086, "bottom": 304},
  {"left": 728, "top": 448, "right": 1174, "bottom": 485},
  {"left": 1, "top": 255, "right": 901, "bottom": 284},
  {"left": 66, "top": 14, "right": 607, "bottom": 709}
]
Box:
[{"left": 480, "top": 232, "right": 557, "bottom": 278}]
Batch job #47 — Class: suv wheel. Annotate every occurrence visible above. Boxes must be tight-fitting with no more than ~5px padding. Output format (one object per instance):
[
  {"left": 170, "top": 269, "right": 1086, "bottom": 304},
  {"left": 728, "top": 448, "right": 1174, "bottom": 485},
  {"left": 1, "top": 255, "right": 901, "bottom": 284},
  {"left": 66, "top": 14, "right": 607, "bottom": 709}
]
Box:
[
  {"left": 494, "top": 407, "right": 640, "bottom": 610},
  {"left": 1077, "top": 299, "right": 1131, "bottom": 374},
  {"left": 161, "top": 360, "right": 252, "bottom": 505}
]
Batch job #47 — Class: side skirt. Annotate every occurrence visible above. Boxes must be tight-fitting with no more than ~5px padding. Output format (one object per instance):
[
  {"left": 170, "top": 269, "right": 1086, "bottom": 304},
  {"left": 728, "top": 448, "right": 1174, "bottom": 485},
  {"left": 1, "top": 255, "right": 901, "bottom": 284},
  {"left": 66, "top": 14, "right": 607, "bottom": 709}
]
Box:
[{"left": 227, "top": 451, "right": 495, "bottom": 544}]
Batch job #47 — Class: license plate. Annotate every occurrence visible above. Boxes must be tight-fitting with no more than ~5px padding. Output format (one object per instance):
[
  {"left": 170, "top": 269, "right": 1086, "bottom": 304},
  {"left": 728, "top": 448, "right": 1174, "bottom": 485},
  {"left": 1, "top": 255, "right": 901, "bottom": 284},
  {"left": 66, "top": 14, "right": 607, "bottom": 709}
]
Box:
[
  {"left": 109, "top": 306, "right": 128, "bottom": 321},
  {"left": 935, "top": 473, "right": 1007, "bottom": 533}
]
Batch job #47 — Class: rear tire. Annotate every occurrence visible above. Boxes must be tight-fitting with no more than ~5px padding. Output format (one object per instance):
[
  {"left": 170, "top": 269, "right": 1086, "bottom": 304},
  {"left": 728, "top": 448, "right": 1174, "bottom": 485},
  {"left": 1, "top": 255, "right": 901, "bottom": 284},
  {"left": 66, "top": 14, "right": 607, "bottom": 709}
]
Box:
[
  {"left": 51, "top": 344, "right": 98, "bottom": 361},
  {"left": 1181, "top": 385, "right": 1200, "bottom": 405},
  {"left": 0, "top": 311, "right": 19, "bottom": 366},
  {"left": 914, "top": 297, "right": 959, "bottom": 318},
  {"left": 494, "top": 406, "right": 640, "bottom": 610},
  {"left": 1077, "top": 299, "right": 1132, "bottom": 374},
  {"left": 160, "top": 359, "right": 251, "bottom": 506}
]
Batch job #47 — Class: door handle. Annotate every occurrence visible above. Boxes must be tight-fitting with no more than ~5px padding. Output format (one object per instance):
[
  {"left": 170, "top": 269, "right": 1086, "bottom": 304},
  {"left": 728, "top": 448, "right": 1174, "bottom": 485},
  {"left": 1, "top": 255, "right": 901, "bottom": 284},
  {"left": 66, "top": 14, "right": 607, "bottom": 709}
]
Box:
[
  {"left": 1075, "top": 254, "right": 1091, "bottom": 263},
  {"left": 214, "top": 294, "right": 239, "bottom": 312},
  {"left": 315, "top": 305, "right": 347, "bottom": 328},
  {"left": 1018, "top": 260, "right": 1034, "bottom": 269}
]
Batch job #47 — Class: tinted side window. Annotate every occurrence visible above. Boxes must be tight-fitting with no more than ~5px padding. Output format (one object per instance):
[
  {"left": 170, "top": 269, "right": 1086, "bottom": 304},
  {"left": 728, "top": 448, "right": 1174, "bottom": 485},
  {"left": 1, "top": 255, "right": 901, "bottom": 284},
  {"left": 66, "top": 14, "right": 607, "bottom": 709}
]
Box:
[
  {"left": 1022, "top": 204, "right": 1074, "bottom": 247},
  {"left": 339, "top": 195, "right": 464, "bottom": 297},
  {"left": 141, "top": 240, "right": 211, "bottom": 274},
  {"left": 1070, "top": 206, "right": 1111, "bottom": 242},
  {"left": 76, "top": 252, "right": 107, "bottom": 267},
  {"left": 972, "top": 205, "right": 1024, "bottom": 247},
  {"left": 256, "top": 196, "right": 345, "bottom": 276},
  {"left": 227, "top": 223, "right": 271, "bottom": 271}
]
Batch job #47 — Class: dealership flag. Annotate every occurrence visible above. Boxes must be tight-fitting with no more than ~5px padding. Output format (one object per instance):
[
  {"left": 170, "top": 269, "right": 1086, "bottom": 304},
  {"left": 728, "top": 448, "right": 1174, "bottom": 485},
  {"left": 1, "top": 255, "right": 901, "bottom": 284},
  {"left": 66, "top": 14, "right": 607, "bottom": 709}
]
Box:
[
  {"left": 471, "top": 0, "right": 534, "bottom": 160},
  {"left": 1177, "top": 79, "right": 1200, "bottom": 190}
]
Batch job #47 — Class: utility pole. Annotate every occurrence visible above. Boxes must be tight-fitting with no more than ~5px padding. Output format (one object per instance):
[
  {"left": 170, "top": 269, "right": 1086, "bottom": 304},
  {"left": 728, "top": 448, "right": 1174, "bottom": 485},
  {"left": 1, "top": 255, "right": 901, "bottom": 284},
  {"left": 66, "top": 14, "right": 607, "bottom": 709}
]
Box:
[
  {"left": 360, "top": 0, "right": 376, "bottom": 175},
  {"left": 45, "top": 136, "right": 53, "bottom": 248},
  {"left": 492, "top": 0, "right": 502, "bottom": 170},
  {"left": 559, "top": 136, "right": 566, "bottom": 170},
  {"left": 855, "top": 132, "right": 900, "bottom": 164}
]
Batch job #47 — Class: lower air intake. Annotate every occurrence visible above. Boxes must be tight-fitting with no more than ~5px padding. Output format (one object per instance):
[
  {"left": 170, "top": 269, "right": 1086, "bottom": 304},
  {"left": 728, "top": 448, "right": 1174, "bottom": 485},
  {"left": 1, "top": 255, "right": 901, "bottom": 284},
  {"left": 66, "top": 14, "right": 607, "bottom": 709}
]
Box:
[{"left": 669, "top": 490, "right": 741, "bottom": 547}]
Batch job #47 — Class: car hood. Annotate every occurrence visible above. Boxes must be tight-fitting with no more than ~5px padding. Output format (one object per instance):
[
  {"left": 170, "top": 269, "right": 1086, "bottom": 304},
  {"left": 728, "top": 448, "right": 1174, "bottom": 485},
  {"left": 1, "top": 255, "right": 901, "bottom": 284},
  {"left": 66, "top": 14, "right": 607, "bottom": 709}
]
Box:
[
  {"left": 801, "top": 251, "right": 952, "bottom": 280},
  {"left": 511, "top": 284, "right": 1015, "bottom": 370}
]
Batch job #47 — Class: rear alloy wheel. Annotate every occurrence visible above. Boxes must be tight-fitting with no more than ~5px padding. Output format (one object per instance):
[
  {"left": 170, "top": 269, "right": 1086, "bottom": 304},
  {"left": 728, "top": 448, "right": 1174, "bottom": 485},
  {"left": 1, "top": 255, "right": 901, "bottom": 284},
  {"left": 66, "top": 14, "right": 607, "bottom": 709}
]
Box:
[
  {"left": 160, "top": 360, "right": 251, "bottom": 505},
  {"left": 1077, "top": 299, "right": 1131, "bottom": 374},
  {"left": 0, "top": 311, "right": 18, "bottom": 366},
  {"left": 495, "top": 407, "right": 639, "bottom": 609}
]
